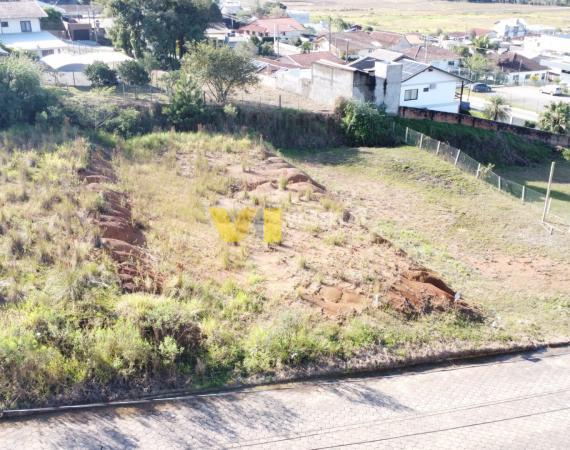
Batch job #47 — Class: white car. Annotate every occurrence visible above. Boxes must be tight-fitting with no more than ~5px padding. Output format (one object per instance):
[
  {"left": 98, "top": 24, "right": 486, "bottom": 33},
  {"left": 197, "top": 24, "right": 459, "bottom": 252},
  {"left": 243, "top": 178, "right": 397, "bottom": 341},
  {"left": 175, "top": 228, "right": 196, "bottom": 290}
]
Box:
[{"left": 539, "top": 85, "right": 563, "bottom": 96}]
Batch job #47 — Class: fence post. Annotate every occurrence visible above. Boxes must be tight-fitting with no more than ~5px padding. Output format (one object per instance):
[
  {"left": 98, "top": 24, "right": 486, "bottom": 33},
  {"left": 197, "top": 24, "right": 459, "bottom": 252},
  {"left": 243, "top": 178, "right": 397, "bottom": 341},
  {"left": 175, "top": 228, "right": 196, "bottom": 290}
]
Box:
[
  {"left": 542, "top": 162, "right": 556, "bottom": 223},
  {"left": 454, "top": 149, "right": 461, "bottom": 166},
  {"left": 521, "top": 185, "right": 525, "bottom": 203},
  {"left": 436, "top": 141, "right": 441, "bottom": 155},
  {"left": 476, "top": 163, "right": 481, "bottom": 179},
  {"left": 419, "top": 134, "right": 424, "bottom": 149},
  {"left": 498, "top": 176, "right": 501, "bottom": 190},
  {"left": 278, "top": 94, "right": 282, "bottom": 109},
  {"left": 405, "top": 127, "right": 409, "bottom": 143}
]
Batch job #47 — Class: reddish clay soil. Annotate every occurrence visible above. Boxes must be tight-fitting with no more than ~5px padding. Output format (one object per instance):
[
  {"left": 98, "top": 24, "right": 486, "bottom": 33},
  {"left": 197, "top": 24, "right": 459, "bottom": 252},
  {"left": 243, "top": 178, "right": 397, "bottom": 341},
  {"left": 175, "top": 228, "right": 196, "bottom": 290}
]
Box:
[
  {"left": 79, "top": 155, "right": 161, "bottom": 293},
  {"left": 173, "top": 147, "right": 482, "bottom": 321}
]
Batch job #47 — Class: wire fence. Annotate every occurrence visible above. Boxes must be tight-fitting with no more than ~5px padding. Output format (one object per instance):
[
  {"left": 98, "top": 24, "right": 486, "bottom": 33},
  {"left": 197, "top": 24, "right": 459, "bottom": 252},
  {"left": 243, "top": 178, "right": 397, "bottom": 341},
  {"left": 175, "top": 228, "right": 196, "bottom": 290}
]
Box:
[{"left": 401, "top": 126, "right": 570, "bottom": 233}]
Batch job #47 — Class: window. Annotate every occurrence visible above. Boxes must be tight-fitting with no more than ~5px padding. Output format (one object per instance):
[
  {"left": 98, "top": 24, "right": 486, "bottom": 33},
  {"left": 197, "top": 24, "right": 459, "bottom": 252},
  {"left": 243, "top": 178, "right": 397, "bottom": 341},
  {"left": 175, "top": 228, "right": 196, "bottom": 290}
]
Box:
[
  {"left": 448, "top": 60, "right": 455, "bottom": 66},
  {"left": 1, "top": 22, "right": 8, "bottom": 28},
  {"left": 429, "top": 83, "right": 437, "bottom": 89},
  {"left": 20, "top": 21, "right": 32, "bottom": 32},
  {"left": 423, "top": 87, "right": 429, "bottom": 92},
  {"left": 404, "top": 89, "right": 418, "bottom": 101}
]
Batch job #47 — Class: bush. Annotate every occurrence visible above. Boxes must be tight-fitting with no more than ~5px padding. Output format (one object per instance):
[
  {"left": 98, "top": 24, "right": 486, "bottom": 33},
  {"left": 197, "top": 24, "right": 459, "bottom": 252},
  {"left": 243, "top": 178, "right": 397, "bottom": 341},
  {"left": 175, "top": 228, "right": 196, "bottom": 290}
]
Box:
[
  {"left": 164, "top": 71, "right": 205, "bottom": 130},
  {"left": 84, "top": 61, "right": 118, "bottom": 87},
  {"left": 104, "top": 108, "right": 152, "bottom": 138},
  {"left": 116, "top": 294, "right": 203, "bottom": 356},
  {"left": 117, "top": 60, "right": 150, "bottom": 87},
  {"left": 0, "top": 55, "right": 53, "bottom": 127},
  {"left": 336, "top": 99, "right": 398, "bottom": 147}
]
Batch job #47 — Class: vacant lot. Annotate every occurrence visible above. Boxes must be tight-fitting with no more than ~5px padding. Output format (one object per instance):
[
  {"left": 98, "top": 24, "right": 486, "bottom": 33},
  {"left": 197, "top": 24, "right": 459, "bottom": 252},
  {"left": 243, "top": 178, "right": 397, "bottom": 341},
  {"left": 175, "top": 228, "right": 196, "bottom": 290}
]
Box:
[
  {"left": 280, "top": 0, "right": 570, "bottom": 33},
  {"left": 1, "top": 126, "right": 568, "bottom": 410}
]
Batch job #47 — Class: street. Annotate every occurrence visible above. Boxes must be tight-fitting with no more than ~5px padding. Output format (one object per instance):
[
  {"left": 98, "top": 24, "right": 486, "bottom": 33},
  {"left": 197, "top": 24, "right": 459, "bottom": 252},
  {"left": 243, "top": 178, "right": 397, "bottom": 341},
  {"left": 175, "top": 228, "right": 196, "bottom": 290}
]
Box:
[
  {"left": 467, "top": 85, "right": 570, "bottom": 125},
  {"left": 0, "top": 346, "right": 569, "bottom": 449}
]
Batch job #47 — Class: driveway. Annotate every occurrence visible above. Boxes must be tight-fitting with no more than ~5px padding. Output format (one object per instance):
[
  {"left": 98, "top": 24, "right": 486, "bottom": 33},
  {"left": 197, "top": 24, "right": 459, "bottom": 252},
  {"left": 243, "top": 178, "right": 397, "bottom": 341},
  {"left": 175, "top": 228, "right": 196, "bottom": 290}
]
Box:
[{"left": 1, "top": 346, "right": 569, "bottom": 449}]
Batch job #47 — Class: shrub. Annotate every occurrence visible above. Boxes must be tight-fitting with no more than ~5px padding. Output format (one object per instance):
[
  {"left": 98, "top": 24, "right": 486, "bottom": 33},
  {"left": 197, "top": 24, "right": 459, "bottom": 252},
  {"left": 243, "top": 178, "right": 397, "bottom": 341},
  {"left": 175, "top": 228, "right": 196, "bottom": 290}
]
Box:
[
  {"left": 117, "top": 60, "right": 150, "bottom": 87},
  {"left": 116, "top": 294, "right": 203, "bottom": 354},
  {"left": 84, "top": 61, "right": 118, "bottom": 87},
  {"left": 164, "top": 71, "right": 205, "bottom": 130},
  {"left": 336, "top": 99, "right": 397, "bottom": 147},
  {"left": 242, "top": 311, "right": 340, "bottom": 372},
  {"left": 104, "top": 108, "right": 152, "bottom": 138}
]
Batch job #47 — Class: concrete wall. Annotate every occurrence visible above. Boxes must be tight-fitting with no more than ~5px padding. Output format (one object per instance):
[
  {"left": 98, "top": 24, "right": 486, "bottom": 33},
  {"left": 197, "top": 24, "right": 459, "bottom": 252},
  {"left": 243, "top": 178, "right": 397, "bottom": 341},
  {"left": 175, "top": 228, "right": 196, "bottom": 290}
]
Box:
[
  {"left": 399, "top": 106, "right": 570, "bottom": 148},
  {"left": 373, "top": 61, "right": 402, "bottom": 114},
  {"left": 401, "top": 69, "right": 460, "bottom": 113},
  {"left": 309, "top": 62, "right": 356, "bottom": 107},
  {"left": 0, "top": 18, "right": 41, "bottom": 34}
]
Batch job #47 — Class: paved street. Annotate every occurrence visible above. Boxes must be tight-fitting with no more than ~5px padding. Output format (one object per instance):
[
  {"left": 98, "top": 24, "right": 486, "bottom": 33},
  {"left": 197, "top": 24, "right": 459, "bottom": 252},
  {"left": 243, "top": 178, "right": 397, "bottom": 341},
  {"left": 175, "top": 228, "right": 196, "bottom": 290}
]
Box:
[{"left": 0, "top": 346, "right": 569, "bottom": 449}]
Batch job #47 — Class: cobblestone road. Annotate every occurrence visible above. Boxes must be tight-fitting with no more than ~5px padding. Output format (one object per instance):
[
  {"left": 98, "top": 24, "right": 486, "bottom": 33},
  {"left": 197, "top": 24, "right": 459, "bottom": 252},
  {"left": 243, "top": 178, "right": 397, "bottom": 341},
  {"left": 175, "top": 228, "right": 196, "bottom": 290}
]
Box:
[{"left": 1, "top": 346, "right": 569, "bottom": 449}]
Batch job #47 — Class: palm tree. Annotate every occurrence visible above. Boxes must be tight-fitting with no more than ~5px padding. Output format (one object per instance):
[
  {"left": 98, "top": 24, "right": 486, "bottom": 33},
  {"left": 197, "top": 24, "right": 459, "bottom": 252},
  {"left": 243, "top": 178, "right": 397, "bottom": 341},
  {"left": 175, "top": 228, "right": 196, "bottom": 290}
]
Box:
[
  {"left": 539, "top": 101, "right": 570, "bottom": 135},
  {"left": 484, "top": 96, "right": 510, "bottom": 122}
]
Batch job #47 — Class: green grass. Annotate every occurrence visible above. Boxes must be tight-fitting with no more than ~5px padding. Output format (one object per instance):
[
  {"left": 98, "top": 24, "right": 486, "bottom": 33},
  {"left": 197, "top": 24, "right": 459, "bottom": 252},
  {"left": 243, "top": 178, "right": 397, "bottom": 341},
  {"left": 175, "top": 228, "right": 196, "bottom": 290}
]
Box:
[{"left": 397, "top": 118, "right": 555, "bottom": 167}]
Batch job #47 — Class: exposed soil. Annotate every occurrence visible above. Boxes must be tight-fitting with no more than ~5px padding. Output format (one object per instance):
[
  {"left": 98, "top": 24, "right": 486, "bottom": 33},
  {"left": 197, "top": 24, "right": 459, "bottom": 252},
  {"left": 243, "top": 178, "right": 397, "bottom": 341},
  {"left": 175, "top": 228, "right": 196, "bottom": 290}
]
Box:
[
  {"left": 172, "top": 146, "right": 482, "bottom": 321},
  {"left": 79, "top": 155, "right": 160, "bottom": 293}
]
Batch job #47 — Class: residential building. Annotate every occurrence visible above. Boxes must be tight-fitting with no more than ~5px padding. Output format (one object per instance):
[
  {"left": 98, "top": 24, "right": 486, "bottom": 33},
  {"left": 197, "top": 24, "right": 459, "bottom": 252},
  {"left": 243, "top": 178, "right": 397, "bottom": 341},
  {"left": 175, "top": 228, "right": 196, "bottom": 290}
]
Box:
[
  {"left": 0, "top": 0, "right": 45, "bottom": 34},
  {"left": 349, "top": 56, "right": 466, "bottom": 113},
  {"left": 401, "top": 45, "right": 462, "bottom": 73},
  {"left": 237, "top": 17, "right": 305, "bottom": 41},
  {"left": 536, "top": 56, "right": 570, "bottom": 85},
  {"left": 493, "top": 18, "right": 528, "bottom": 40},
  {"left": 524, "top": 34, "right": 570, "bottom": 57},
  {"left": 0, "top": 1, "right": 68, "bottom": 56},
  {"left": 495, "top": 51, "right": 549, "bottom": 85},
  {"left": 315, "top": 30, "right": 412, "bottom": 59}
]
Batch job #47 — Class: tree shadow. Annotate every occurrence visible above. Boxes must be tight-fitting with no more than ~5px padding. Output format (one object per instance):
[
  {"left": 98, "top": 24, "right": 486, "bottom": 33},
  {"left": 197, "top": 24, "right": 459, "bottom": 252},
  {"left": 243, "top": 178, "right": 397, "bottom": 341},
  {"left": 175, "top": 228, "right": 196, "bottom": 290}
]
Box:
[
  {"left": 4, "top": 391, "right": 301, "bottom": 449},
  {"left": 280, "top": 147, "right": 367, "bottom": 167},
  {"left": 320, "top": 381, "right": 413, "bottom": 413}
]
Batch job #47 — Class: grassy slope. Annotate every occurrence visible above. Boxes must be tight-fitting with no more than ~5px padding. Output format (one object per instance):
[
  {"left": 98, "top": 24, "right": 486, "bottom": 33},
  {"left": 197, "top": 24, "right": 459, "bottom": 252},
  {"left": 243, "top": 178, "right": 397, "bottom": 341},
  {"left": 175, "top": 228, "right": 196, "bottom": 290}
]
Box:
[
  {"left": 285, "top": 144, "right": 570, "bottom": 345},
  {"left": 1, "top": 129, "right": 568, "bottom": 410},
  {"left": 397, "top": 118, "right": 556, "bottom": 166}
]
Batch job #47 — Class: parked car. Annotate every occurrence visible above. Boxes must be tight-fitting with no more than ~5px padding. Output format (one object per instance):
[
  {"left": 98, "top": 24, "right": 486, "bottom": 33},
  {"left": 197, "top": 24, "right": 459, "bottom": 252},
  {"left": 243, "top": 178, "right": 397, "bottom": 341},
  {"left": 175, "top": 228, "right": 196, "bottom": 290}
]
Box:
[
  {"left": 539, "top": 85, "right": 562, "bottom": 96},
  {"left": 471, "top": 83, "right": 492, "bottom": 93}
]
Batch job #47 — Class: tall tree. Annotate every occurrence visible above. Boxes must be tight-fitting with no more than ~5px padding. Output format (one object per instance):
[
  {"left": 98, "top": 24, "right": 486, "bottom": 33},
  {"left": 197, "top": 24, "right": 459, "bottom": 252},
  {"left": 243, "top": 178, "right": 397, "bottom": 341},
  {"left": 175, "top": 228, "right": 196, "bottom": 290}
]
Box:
[
  {"left": 183, "top": 42, "right": 258, "bottom": 104},
  {"left": 106, "top": 0, "right": 218, "bottom": 68},
  {"left": 539, "top": 102, "right": 570, "bottom": 135}
]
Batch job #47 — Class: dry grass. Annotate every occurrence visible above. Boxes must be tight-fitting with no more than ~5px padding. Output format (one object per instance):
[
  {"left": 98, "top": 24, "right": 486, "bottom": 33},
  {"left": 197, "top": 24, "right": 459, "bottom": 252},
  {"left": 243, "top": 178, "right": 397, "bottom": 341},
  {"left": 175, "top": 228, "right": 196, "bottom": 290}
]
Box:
[{"left": 281, "top": 0, "right": 570, "bottom": 33}]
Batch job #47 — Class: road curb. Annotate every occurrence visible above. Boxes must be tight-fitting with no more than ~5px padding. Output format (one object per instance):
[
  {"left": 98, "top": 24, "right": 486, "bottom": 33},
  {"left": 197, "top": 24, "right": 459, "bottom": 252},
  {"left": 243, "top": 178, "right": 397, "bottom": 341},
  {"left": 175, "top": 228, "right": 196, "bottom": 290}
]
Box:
[{"left": 2, "top": 340, "right": 569, "bottom": 421}]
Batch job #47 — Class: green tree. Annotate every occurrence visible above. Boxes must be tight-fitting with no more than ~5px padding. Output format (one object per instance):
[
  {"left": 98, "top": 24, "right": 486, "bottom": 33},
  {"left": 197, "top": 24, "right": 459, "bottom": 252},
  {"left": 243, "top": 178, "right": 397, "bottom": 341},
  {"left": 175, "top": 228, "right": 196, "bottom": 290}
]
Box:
[
  {"left": 464, "top": 53, "right": 488, "bottom": 77},
  {"left": 301, "top": 41, "right": 312, "bottom": 54},
  {"left": 0, "top": 55, "right": 51, "bottom": 127},
  {"left": 484, "top": 96, "right": 510, "bottom": 122},
  {"left": 164, "top": 71, "right": 204, "bottom": 130},
  {"left": 106, "top": 0, "right": 219, "bottom": 68},
  {"left": 117, "top": 60, "right": 150, "bottom": 86},
  {"left": 184, "top": 42, "right": 258, "bottom": 104},
  {"left": 539, "top": 102, "right": 570, "bottom": 135},
  {"left": 85, "top": 61, "right": 118, "bottom": 87},
  {"left": 40, "top": 7, "right": 64, "bottom": 30}
]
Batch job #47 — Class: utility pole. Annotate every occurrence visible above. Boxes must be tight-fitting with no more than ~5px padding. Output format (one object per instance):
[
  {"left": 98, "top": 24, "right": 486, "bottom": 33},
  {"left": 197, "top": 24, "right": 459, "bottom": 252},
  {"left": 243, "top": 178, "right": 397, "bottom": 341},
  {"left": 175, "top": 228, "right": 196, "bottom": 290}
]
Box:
[{"left": 328, "top": 17, "right": 332, "bottom": 52}]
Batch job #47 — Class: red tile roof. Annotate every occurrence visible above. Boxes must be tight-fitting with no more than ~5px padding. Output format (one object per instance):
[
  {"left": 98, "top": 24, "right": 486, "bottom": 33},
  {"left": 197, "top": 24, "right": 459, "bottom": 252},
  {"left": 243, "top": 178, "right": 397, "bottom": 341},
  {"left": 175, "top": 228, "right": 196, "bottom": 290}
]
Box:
[
  {"left": 238, "top": 17, "right": 305, "bottom": 34},
  {"left": 402, "top": 45, "right": 459, "bottom": 62}
]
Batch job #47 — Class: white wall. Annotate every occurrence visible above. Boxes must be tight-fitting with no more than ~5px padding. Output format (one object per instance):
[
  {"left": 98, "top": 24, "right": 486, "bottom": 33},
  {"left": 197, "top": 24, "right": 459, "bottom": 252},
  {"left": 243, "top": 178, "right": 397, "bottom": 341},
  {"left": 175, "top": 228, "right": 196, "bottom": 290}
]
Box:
[
  {"left": 431, "top": 58, "right": 461, "bottom": 73},
  {"left": 0, "top": 18, "right": 41, "bottom": 34},
  {"left": 400, "top": 69, "right": 460, "bottom": 113}
]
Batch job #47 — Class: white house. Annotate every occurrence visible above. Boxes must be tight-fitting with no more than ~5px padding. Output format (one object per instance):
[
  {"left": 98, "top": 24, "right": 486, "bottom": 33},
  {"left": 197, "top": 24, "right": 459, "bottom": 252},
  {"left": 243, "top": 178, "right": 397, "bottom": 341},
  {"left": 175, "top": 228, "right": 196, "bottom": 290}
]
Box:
[
  {"left": 495, "top": 52, "right": 549, "bottom": 85},
  {"left": 0, "top": 0, "right": 45, "bottom": 34},
  {"left": 237, "top": 17, "right": 305, "bottom": 42},
  {"left": 0, "top": 1, "right": 68, "bottom": 56},
  {"left": 524, "top": 34, "right": 570, "bottom": 57},
  {"left": 494, "top": 18, "right": 528, "bottom": 40},
  {"left": 350, "top": 57, "right": 466, "bottom": 113}
]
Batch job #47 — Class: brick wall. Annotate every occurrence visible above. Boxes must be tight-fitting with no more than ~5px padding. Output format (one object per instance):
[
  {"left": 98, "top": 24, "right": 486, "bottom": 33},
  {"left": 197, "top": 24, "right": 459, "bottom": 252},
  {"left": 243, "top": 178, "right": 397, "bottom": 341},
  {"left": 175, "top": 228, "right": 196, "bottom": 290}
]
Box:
[{"left": 399, "top": 107, "right": 570, "bottom": 148}]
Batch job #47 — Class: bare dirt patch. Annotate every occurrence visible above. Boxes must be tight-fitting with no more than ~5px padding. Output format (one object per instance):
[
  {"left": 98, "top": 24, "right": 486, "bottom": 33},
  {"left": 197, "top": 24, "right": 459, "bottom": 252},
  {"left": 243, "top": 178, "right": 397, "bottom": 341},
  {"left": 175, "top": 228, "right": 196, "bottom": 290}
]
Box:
[
  {"left": 166, "top": 141, "right": 481, "bottom": 321},
  {"left": 80, "top": 154, "right": 160, "bottom": 293}
]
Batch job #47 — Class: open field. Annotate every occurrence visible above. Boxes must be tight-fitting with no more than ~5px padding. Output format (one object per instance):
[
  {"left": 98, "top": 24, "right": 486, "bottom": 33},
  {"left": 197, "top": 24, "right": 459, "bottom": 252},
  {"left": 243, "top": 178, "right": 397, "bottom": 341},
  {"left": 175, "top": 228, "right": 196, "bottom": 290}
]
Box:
[{"left": 281, "top": 0, "right": 570, "bottom": 33}]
